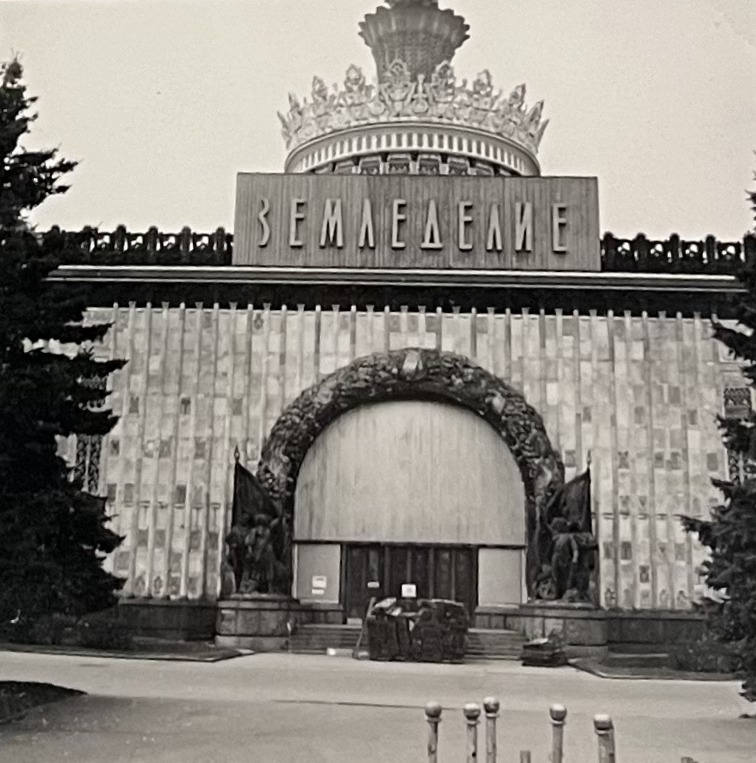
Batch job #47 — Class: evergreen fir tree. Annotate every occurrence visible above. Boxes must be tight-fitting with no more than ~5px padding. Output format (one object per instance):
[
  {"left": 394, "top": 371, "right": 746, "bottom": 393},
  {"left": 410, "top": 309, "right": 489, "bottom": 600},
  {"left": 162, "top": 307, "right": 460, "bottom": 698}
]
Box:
[
  {"left": 682, "top": 179, "right": 756, "bottom": 703},
  {"left": 0, "top": 59, "right": 125, "bottom": 628}
]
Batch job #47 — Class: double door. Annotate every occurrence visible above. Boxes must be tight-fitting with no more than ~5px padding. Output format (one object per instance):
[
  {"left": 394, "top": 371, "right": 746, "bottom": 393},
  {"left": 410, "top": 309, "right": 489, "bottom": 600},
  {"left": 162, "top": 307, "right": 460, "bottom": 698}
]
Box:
[{"left": 343, "top": 543, "right": 477, "bottom": 621}]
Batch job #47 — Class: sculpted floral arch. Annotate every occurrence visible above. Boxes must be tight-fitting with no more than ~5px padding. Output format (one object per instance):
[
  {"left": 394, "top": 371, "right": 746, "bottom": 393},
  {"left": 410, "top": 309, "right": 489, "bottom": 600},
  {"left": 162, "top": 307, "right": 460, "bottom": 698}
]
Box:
[{"left": 255, "top": 348, "right": 565, "bottom": 598}]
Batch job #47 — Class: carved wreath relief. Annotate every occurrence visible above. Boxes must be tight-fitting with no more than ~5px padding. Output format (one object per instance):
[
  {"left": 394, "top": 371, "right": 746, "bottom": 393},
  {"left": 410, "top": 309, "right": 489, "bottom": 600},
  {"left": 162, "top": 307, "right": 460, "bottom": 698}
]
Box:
[{"left": 227, "top": 348, "right": 569, "bottom": 600}]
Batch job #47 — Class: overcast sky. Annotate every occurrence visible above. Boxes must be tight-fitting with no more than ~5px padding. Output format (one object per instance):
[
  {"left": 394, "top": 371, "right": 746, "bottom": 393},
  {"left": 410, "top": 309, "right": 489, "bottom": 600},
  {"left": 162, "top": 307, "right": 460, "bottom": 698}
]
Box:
[{"left": 2, "top": 0, "right": 755, "bottom": 240}]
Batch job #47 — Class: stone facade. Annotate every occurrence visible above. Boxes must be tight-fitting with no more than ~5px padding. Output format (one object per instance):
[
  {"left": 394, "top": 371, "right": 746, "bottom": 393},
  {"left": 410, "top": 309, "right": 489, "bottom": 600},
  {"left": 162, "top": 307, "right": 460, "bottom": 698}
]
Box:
[{"left": 67, "top": 302, "right": 743, "bottom": 612}]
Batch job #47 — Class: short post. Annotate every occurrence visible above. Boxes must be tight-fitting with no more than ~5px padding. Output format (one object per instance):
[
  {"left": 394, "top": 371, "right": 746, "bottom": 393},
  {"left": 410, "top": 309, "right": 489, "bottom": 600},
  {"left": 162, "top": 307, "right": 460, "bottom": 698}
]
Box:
[
  {"left": 549, "top": 704, "right": 567, "bottom": 763},
  {"left": 483, "top": 697, "right": 500, "bottom": 763},
  {"left": 424, "top": 701, "right": 442, "bottom": 763},
  {"left": 519, "top": 752, "right": 531, "bottom": 763},
  {"left": 464, "top": 703, "right": 482, "bottom": 762},
  {"left": 593, "top": 714, "right": 616, "bottom": 763}
]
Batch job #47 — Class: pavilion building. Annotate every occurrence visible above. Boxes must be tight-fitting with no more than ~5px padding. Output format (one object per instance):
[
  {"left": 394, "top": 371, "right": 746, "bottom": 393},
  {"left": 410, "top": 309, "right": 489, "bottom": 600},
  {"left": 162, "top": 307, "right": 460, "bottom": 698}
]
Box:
[{"left": 54, "top": 0, "right": 755, "bottom": 653}]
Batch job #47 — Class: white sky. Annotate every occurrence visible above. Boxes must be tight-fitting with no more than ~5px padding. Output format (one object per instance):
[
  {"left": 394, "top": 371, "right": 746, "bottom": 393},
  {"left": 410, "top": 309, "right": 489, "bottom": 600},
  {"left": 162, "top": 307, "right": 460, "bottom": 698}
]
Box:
[{"left": 2, "top": 0, "right": 755, "bottom": 240}]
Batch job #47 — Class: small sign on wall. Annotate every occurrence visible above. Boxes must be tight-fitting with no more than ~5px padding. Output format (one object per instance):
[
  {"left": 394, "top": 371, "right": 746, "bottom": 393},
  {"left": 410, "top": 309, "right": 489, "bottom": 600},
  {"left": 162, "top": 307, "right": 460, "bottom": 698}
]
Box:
[
  {"left": 311, "top": 575, "right": 327, "bottom": 595},
  {"left": 401, "top": 584, "right": 417, "bottom": 598},
  {"left": 367, "top": 581, "right": 380, "bottom": 589}
]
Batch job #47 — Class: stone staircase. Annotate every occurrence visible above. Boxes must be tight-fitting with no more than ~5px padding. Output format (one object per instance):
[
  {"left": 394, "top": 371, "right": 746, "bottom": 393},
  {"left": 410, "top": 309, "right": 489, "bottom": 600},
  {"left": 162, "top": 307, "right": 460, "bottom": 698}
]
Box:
[{"left": 288, "top": 624, "right": 526, "bottom": 660}]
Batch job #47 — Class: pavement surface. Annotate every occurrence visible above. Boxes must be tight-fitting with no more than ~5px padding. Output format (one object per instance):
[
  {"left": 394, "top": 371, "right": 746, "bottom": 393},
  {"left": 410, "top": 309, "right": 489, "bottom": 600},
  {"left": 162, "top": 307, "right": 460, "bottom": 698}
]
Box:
[{"left": 0, "top": 651, "right": 754, "bottom": 762}]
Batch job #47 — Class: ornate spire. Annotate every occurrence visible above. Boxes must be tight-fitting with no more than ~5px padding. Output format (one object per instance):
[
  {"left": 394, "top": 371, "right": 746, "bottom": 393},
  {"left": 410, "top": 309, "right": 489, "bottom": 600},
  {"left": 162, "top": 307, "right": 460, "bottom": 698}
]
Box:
[{"left": 359, "top": 0, "right": 469, "bottom": 82}]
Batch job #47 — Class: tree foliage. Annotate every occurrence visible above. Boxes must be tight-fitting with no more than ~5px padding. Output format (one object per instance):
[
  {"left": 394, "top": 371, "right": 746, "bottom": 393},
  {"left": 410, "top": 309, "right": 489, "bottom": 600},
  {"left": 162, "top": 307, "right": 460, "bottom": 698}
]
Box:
[
  {"left": 0, "top": 59, "right": 125, "bottom": 628},
  {"left": 682, "top": 179, "right": 756, "bottom": 702}
]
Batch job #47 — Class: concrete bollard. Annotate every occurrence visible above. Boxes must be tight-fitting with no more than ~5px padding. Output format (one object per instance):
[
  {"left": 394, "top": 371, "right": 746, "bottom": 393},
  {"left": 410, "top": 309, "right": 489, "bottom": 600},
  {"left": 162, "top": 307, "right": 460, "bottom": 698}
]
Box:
[
  {"left": 424, "top": 701, "right": 442, "bottom": 763},
  {"left": 549, "top": 703, "right": 567, "bottom": 763},
  {"left": 594, "top": 714, "right": 617, "bottom": 763},
  {"left": 464, "top": 703, "right": 482, "bottom": 762},
  {"left": 483, "top": 696, "right": 500, "bottom": 763}
]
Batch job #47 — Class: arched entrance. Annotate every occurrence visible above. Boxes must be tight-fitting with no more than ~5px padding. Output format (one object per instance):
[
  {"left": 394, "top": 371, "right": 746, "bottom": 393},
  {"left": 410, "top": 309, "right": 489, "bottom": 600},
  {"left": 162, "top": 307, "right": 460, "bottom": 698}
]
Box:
[{"left": 254, "top": 348, "right": 564, "bottom": 610}]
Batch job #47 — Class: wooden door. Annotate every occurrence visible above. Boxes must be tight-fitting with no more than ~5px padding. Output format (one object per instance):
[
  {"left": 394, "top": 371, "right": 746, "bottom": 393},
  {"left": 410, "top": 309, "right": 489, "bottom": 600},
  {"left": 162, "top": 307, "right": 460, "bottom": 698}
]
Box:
[
  {"left": 343, "top": 544, "right": 383, "bottom": 620},
  {"left": 431, "top": 546, "right": 477, "bottom": 618}
]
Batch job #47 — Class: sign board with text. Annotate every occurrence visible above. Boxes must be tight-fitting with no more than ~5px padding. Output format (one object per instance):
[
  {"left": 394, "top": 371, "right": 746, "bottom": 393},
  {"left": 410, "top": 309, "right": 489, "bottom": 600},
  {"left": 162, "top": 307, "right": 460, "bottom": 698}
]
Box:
[{"left": 234, "top": 173, "right": 600, "bottom": 271}]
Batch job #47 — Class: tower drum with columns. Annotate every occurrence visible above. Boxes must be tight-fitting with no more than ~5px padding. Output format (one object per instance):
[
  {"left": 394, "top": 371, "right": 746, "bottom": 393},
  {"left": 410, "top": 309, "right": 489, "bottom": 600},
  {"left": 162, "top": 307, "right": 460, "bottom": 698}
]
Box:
[{"left": 279, "top": 0, "right": 547, "bottom": 178}]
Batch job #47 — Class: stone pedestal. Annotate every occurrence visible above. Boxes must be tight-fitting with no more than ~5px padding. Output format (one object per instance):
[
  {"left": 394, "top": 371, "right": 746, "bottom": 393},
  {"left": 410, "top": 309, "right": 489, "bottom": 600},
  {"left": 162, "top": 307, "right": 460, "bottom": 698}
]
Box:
[
  {"left": 475, "top": 602, "right": 608, "bottom": 659},
  {"left": 215, "top": 594, "right": 300, "bottom": 651}
]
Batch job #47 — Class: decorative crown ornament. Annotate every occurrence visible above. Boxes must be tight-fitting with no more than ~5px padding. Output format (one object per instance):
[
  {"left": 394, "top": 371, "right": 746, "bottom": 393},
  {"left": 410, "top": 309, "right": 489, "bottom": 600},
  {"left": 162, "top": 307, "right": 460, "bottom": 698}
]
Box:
[
  {"left": 278, "top": 61, "right": 549, "bottom": 156},
  {"left": 278, "top": 1, "right": 548, "bottom": 161}
]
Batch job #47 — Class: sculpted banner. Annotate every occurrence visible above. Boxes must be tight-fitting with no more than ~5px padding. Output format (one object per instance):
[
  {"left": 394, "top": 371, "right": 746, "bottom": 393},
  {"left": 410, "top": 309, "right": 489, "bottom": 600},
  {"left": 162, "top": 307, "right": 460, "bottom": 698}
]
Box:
[{"left": 234, "top": 173, "right": 600, "bottom": 271}]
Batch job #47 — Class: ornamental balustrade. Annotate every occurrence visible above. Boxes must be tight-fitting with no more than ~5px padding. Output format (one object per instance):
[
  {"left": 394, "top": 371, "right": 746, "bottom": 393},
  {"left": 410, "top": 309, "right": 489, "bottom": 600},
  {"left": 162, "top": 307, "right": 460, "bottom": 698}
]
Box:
[
  {"left": 43, "top": 225, "right": 233, "bottom": 266},
  {"left": 43, "top": 225, "right": 756, "bottom": 275},
  {"left": 601, "top": 232, "right": 756, "bottom": 275}
]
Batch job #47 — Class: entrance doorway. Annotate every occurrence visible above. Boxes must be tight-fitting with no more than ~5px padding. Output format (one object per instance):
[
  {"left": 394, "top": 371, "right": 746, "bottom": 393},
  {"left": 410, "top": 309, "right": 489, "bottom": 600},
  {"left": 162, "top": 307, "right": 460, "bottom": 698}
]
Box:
[{"left": 343, "top": 543, "right": 478, "bottom": 621}]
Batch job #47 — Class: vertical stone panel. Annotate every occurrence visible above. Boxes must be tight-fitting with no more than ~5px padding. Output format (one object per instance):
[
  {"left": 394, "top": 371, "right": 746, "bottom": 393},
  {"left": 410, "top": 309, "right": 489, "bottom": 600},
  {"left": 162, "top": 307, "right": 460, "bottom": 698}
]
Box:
[
  {"left": 159, "top": 304, "right": 187, "bottom": 598},
  {"left": 606, "top": 311, "right": 622, "bottom": 605},
  {"left": 619, "top": 311, "right": 639, "bottom": 608},
  {"left": 178, "top": 306, "right": 204, "bottom": 598},
  {"left": 145, "top": 303, "right": 171, "bottom": 596},
  {"left": 640, "top": 311, "right": 659, "bottom": 608},
  {"left": 193, "top": 305, "right": 221, "bottom": 598},
  {"left": 509, "top": 309, "right": 524, "bottom": 394},
  {"left": 125, "top": 304, "right": 153, "bottom": 597}
]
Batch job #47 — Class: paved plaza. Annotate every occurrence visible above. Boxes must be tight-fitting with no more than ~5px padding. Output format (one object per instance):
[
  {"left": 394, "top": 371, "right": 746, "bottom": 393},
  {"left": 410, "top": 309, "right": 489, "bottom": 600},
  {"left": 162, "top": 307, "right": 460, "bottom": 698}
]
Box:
[{"left": 1, "top": 651, "right": 755, "bottom": 762}]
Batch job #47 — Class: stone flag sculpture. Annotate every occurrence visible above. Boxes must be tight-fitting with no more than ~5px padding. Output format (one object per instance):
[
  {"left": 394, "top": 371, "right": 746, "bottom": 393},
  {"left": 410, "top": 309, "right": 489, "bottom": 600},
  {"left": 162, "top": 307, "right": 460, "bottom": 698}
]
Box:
[
  {"left": 225, "top": 450, "right": 290, "bottom": 596},
  {"left": 532, "top": 464, "right": 598, "bottom": 603}
]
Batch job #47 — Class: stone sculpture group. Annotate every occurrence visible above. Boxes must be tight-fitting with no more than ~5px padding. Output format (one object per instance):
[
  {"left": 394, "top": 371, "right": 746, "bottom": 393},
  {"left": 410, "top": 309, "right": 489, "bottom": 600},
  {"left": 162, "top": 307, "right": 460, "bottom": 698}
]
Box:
[{"left": 278, "top": 60, "right": 548, "bottom": 155}]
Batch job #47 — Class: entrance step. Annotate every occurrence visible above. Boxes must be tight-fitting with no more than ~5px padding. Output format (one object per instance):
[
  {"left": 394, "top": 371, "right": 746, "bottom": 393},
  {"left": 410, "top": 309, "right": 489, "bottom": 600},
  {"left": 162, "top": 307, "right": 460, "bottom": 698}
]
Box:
[
  {"left": 288, "top": 624, "right": 526, "bottom": 660},
  {"left": 603, "top": 651, "right": 670, "bottom": 669},
  {"left": 289, "top": 624, "right": 363, "bottom": 654}
]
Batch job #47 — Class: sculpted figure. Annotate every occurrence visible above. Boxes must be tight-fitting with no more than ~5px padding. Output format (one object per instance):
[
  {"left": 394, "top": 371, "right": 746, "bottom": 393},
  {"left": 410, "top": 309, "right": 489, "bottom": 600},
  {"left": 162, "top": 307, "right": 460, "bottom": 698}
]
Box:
[
  {"left": 470, "top": 70, "right": 495, "bottom": 126},
  {"left": 238, "top": 513, "right": 281, "bottom": 594},
  {"left": 428, "top": 62, "right": 457, "bottom": 120},
  {"left": 531, "top": 466, "right": 596, "bottom": 604},
  {"left": 226, "top": 456, "right": 289, "bottom": 596},
  {"left": 341, "top": 64, "right": 372, "bottom": 123},
  {"left": 381, "top": 59, "right": 415, "bottom": 118},
  {"left": 278, "top": 93, "right": 305, "bottom": 144},
  {"left": 311, "top": 76, "right": 335, "bottom": 130},
  {"left": 549, "top": 518, "right": 579, "bottom": 600},
  {"left": 524, "top": 100, "right": 544, "bottom": 135},
  {"left": 507, "top": 83, "right": 527, "bottom": 112}
]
